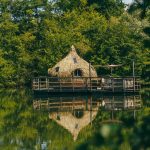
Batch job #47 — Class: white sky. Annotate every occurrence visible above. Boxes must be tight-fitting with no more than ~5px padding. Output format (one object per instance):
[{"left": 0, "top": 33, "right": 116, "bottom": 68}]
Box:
[{"left": 122, "top": 0, "right": 133, "bottom": 4}]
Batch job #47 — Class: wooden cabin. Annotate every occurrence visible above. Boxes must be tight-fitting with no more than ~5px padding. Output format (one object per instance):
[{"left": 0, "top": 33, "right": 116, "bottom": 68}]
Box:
[
  {"left": 32, "top": 46, "right": 141, "bottom": 93},
  {"left": 48, "top": 45, "right": 97, "bottom": 78}
]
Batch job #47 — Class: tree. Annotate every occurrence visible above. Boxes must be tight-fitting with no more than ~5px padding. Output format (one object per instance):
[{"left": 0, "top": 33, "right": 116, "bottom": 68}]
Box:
[
  {"left": 128, "top": 0, "right": 150, "bottom": 48},
  {"left": 128, "top": 0, "right": 150, "bottom": 81},
  {"left": 0, "top": 0, "right": 147, "bottom": 86},
  {"left": 128, "top": 0, "right": 150, "bottom": 19},
  {"left": 87, "top": 0, "right": 125, "bottom": 19}
]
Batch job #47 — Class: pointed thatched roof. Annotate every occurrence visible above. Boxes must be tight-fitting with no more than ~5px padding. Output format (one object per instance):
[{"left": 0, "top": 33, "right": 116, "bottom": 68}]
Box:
[{"left": 48, "top": 45, "right": 97, "bottom": 77}]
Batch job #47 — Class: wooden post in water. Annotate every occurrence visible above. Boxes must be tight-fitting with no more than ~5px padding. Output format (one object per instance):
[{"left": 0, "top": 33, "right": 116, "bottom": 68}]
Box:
[
  {"left": 111, "top": 96, "right": 114, "bottom": 120},
  {"left": 133, "top": 95, "right": 136, "bottom": 119},
  {"left": 48, "top": 97, "right": 50, "bottom": 111},
  {"left": 47, "top": 100, "right": 49, "bottom": 110},
  {"left": 89, "top": 95, "right": 92, "bottom": 125},
  {"left": 39, "top": 99, "right": 41, "bottom": 110},
  {"left": 60, "top": 97, "right": 62, "bottom": 111}
]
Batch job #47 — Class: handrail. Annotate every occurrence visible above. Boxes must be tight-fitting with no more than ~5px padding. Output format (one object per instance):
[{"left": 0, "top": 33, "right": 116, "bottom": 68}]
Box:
[{"left": 32, "top": 76, "right": 141, "bottom": 92}]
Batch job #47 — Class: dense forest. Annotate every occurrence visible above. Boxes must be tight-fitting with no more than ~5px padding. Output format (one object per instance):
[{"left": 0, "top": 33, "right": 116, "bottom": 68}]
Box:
[{"left": 0, "top": 0, "right": 149, "bottom": 87}]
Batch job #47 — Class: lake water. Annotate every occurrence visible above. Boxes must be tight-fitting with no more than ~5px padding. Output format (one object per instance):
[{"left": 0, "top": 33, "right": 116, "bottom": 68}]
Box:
[{"left": 0, "top": 89, "right": 149, "bottom": 150}]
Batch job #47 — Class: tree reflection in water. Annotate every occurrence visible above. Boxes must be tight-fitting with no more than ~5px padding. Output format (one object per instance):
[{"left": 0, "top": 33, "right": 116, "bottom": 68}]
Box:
[{"left": 0, "top": 89, "right": 149, "bottom": 150}]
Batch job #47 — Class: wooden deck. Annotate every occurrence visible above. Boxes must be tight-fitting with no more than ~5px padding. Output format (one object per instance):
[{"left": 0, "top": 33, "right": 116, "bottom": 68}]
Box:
[{"left": 32, "top": 76, "right": 141, "bottom": 93}]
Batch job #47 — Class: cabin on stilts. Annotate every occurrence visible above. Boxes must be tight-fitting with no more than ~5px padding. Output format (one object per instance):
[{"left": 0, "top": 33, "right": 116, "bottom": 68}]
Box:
[
  {"left": 32, "top": 45, "right": 141, "bottom": 93},
  {"left": 48, "top": 45, "right": 97, "bottom": 78}
]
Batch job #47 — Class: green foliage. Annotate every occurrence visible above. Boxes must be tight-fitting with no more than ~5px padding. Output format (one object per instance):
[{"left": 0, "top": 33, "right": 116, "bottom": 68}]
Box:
[
  {"left": 0, "top": 0, "right": 149, "bottom": 87},
  {"left": 128, "top": 0, "right": 150, "bottom": 19},
  {"left": 128, "top": 0, "right": 150, "bottom": 81},
  {"left": 87, "top": 0, "right": 125, "bottom": 19}
]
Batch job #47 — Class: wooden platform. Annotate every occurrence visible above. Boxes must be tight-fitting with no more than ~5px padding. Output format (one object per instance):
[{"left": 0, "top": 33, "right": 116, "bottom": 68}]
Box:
[{"left": 32, "top": 76, "right": 141, "bottom": 93}]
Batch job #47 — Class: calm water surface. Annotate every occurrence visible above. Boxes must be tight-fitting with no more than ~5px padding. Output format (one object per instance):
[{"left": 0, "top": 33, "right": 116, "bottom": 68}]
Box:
[{"left": 0, "top": 89, "right": 149, "bottom": 150}]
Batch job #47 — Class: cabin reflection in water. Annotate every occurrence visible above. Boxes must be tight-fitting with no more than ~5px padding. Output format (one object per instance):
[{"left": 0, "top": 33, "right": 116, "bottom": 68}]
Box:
[
  {"left": 33, "top": 96, "right": 100, "bottom": 140},
  {"left": 33, "top": 95, "right": 142, "bottom": 140}
]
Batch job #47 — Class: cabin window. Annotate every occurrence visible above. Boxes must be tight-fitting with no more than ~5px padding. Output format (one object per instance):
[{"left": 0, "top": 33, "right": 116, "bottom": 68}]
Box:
[
  {"left": 73, "top": 69, "right": 82, "bottom": 77},
  {"left": 73, "top": 57, "right": 77, "bottom": 63},
  {"left": 55, "top": 67, "right": 59, "bottom": 72}
]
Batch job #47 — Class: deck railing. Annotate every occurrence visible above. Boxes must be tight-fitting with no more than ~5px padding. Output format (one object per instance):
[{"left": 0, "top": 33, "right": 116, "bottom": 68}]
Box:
[{"left": 32, "top": 76, "right": 141, "bottom": 93}]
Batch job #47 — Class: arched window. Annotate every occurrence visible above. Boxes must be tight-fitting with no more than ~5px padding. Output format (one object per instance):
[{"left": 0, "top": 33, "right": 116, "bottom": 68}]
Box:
[{"left": 73, "top": 69, "right": 82, "bottom": 77}]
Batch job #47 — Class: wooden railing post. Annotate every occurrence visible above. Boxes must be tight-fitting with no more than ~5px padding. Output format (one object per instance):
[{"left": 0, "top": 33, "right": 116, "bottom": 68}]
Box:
[
  {"left": 89, "top": 62, "right": 92, "bottom": 92},
  {"left": 32, "top": 79, "right": 34, "bottom": 90},
  {"left": 46, "top": 77, "right": 48, "bottom": 89},
  {"left": 123, "top": 78, "right": 125, "bottom": 92},
  {"left": 47, "top": 77, "right": 49, "bottom": 92},
  {"left": 38, "top": 78, "right": 40, "bottom": 90},
  {"left": 59, "top": 77, "right": 62, "bottom": 92},
  {"left": 112, "top": 78, "right": 114, "bottom": 92},
  {"left": 133, "top": 77, "right": 135, "bottom": 92}
]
